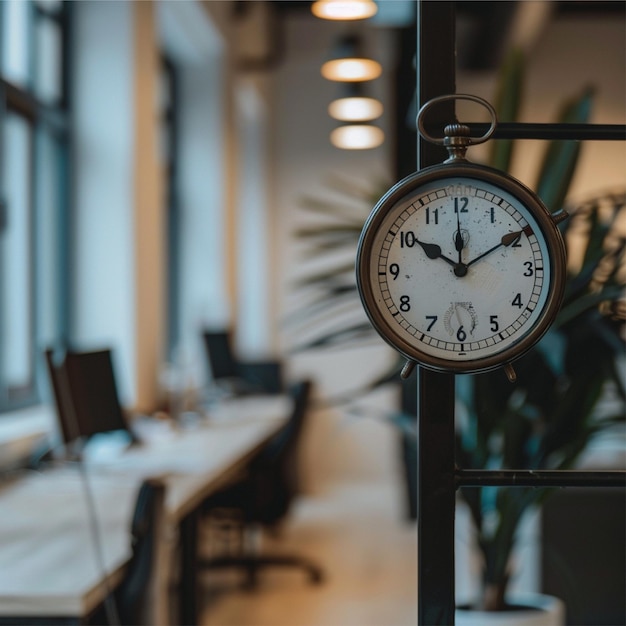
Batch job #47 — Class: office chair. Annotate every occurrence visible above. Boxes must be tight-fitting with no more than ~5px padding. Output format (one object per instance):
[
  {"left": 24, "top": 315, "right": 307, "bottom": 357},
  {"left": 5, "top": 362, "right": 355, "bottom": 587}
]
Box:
[
  {"left": 198, "top": 379, "right": 323, "bottom": 588},
  {"left": 202, "top": 330, "right": 285, "bottom": 396},
  {"left": 89, "top": 478, "right": 166, "bottom": 626},
  {"left": 44, "top": 347, "right": 138, "bottom": 450},
  {"left": 62, "top": 348, "right": 135, "bottom": 440}
]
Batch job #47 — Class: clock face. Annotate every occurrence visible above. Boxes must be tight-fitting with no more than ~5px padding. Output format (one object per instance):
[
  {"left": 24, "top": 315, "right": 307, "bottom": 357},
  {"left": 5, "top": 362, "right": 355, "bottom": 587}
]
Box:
[{"left": 356, "top": 164, "right": 566, "bottom": 374}]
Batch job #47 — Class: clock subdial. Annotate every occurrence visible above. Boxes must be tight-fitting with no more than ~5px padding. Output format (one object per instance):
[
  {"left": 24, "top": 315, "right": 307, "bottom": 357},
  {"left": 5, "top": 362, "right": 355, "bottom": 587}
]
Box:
[{"left": 444, "top": 302, "right": 477, "bottom": 346}]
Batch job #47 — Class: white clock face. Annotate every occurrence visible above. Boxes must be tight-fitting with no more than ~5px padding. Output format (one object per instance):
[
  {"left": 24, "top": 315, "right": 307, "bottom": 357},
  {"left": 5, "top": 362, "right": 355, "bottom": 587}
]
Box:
[{"left": 357, "top": 168, "right": 565, "bottom": 373}]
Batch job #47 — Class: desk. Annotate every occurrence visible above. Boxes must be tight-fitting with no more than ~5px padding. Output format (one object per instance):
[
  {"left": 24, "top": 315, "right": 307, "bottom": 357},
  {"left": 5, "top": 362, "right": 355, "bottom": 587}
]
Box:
[
  {"left": 0, "top": 470, "right": 137, "bottom": 621},
  {"left": 0, "top": 395, "right": 289, "bottom": 625}
]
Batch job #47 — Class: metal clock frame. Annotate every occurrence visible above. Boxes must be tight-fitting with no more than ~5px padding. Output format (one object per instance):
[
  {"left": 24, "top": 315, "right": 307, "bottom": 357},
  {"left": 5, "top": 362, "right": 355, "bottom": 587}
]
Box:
[{"left": 356, "top": 161, "right": 567, "bottom": 376}]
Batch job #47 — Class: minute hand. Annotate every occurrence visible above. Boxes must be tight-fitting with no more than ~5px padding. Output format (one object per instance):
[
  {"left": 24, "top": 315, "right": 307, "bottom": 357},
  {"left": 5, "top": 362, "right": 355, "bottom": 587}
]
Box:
[{"left": 466, "top": 230, "right": 523, "bottom": 268}]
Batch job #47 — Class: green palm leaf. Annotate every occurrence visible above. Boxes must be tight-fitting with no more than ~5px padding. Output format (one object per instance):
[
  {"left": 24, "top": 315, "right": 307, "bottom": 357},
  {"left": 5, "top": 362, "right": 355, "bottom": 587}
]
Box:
[{"left": 535, "top": 87, "right": 594, "bottom": 213}]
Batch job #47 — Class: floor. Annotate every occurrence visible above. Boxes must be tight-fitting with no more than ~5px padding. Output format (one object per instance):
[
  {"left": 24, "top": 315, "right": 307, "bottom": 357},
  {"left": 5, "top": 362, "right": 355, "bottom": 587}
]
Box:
[{"left": 198, "top": 480, "right": 418, "bottom": 626}]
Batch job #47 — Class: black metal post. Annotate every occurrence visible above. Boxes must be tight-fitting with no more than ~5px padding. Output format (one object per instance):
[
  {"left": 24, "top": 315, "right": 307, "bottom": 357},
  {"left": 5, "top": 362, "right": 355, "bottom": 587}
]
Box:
[
  {"left": 416, "top": 2, "right": 457, "bottom": 624},
  {"left": 418, "top": 369, "right": 456, "bottom": 625}
]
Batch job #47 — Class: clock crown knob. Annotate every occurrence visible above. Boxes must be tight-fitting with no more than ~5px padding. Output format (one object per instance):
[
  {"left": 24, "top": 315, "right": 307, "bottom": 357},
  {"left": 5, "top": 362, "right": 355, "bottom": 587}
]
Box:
[{"left": 443, "top": 123, "right": 472, "bottom": 163}]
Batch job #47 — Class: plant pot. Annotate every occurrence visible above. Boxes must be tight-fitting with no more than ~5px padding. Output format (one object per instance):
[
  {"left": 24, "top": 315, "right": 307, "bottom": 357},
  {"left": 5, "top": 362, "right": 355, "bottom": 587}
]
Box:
[{"left": 456, "top": 593, "right": 565, "bottom": 626}]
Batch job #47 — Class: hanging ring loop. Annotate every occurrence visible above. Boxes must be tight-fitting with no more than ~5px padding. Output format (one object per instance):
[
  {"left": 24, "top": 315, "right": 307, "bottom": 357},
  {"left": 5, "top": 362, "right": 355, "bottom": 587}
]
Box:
[{"left": 417, "top": 94, "right": 498, "bottom": 146}]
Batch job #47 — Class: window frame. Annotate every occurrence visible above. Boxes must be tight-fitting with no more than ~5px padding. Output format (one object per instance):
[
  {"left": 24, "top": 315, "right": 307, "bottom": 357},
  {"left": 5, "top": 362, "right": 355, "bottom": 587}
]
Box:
[{"left": 0, "top": 0, "right": 71, "bottom": 413}]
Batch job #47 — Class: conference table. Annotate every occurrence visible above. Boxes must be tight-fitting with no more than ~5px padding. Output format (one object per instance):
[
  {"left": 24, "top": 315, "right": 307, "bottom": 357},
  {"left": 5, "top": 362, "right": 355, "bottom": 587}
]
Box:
[{"left": 0, "top": 394, "right": 291, "bottom": 625}]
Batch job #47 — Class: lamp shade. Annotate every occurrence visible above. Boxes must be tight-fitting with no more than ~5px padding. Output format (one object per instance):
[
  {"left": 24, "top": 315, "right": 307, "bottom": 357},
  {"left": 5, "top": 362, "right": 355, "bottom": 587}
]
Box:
[
  {"left": 311, "top": 0, "right": 378, "bottom": 21},
  {"left": 330, "top": 124, "right": 384, "bottom": 150},
  {"left": 321, "top": 57, "right": 382, "bottom": 82},
  {"left": 321, "top": 35, "right": 382, "bottom": 82},
  {"left": 328, "top": 96, "right": 383, "bottom": 121}
]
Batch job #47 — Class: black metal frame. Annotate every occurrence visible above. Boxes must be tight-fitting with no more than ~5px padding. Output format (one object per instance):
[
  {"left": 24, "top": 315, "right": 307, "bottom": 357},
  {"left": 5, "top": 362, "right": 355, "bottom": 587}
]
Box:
[{"left": 415, "top": 2, "right": 626, "bottom": 624}]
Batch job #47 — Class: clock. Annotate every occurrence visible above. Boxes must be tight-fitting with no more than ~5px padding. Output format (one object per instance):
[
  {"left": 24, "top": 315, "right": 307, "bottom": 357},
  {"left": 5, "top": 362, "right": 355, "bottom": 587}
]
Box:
[{"left": 356, "top": 95, "right": 567, "bottom": 380}]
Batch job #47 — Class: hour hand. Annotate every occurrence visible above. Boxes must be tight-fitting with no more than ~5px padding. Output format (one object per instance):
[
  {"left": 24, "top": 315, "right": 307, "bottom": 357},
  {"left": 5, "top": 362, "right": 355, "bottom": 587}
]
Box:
[{"left": 416, "top": 239, "right": 458, "bottom": 268}]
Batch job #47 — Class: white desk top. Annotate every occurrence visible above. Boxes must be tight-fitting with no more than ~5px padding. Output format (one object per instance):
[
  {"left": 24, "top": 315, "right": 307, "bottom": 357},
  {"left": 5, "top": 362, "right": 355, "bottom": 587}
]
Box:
[
  {"left": 0, "top": 394, "right": 290, "bottom": 618},
  {"left": 0, "top": 470, "right": 137, "bottom": 616}
]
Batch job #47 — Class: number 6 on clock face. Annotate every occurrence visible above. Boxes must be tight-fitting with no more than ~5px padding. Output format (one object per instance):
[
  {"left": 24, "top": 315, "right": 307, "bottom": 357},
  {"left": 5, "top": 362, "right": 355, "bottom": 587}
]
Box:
[{"left": 356, "top": 163, "right": 567, "bottom": 375}]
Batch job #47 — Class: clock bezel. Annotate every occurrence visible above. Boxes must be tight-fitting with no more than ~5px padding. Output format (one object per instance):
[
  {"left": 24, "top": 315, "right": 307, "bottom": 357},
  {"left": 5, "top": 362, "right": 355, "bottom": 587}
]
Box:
[{"left": 356, "top": 162, "right": 567, "bottom": 375}]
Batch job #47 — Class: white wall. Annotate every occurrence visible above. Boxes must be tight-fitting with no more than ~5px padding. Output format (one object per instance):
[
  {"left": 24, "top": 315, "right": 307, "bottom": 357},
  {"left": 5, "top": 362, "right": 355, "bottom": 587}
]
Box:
[
  {"left": 176, "top": 60, "right": 229, "bottom": 370},
  {"left": 235, "top": 80, "right": 273, "bottom": 359},
  {"left": 73, "top": 1, "right": 229, "bottom": 407},
  {"left": 160, "top": 0, "right": 230, "bottom": 379},
  {"left": 73, "top": 1, "right": 136, "bottom": 403}
]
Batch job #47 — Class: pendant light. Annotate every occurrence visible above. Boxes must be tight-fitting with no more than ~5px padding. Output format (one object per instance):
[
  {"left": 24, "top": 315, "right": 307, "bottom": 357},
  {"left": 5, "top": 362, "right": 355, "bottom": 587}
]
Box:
[
  {"left": 329, "top": 96, "right": 383, "bottom": 121},
  {"left": 321, "top": 35, "right": 381, "bottom": 82},
  {"left": 311, "top": 0, "right": 378, "bottom": 21},
  {"left": 321, "top": 58, "right": 381, "bottom": 82},
  {"left": 330, "top": 124, "right": 384, "bottom": 150},
  {"left": 328, "top": 83, "right": 383, "bottom": 122}
]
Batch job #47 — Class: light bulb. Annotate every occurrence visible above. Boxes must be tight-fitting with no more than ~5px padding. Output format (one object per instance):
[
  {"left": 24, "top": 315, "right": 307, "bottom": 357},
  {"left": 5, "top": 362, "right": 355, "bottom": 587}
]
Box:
[
  {"left": 328, "top": 96, "right": 383, "bottom": 121},
  {"left": 330, "top": 125, "right": 384, "bottom": 150},
  {"left": 311, "top": 0, "right": 378, "bottom": 21},
  {"left": 321, "top": 58, "right": 382, "bottom": 82}
]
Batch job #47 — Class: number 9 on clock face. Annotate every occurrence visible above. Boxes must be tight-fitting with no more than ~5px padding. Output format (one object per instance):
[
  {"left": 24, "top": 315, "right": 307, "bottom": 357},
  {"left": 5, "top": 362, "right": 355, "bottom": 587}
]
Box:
[{"left": 356, "top": 164, "right": 567, "bottom": 375}]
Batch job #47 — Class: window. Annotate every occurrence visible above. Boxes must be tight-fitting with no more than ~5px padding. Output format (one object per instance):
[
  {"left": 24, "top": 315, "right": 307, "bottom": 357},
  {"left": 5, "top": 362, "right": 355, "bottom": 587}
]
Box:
[{"left": 0, "top": 0, "right": 70, "bottom": 412}]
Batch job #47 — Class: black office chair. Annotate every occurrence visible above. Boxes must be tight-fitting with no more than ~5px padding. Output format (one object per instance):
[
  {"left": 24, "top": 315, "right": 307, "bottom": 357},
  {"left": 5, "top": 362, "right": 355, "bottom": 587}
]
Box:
[
  {"left": 198, "top": 379, "right": 323, "bottom": 588},
  {"left": 89, "top": 478, "right": 166, "bottom": 626},
  {"left": 44, "top": 347, "right": 138, "bottom": 451},
  {"left": 202, "top": 330, "right": 285, "bottom": 396}
]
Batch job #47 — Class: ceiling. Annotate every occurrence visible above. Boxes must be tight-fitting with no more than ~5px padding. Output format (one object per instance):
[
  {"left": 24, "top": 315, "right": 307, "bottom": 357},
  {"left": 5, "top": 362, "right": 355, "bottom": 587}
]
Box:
[
  {"left": 238, "top": 1, "right": 624, "bottom": 72},
  {"left": 269, "top": 1, "right": 625, "bottom": 18}
]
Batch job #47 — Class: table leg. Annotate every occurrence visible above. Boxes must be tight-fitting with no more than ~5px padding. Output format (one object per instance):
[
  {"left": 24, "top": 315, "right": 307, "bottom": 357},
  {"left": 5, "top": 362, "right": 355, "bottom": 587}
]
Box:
[{"left": 179, "top": 508, "right": 200, "bottom": 625}]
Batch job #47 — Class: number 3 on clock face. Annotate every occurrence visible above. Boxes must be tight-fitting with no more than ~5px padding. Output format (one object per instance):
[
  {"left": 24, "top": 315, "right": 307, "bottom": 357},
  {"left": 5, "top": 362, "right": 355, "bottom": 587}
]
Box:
[{"left": 356, "top": 163, "right": 567, "bottom": 375}]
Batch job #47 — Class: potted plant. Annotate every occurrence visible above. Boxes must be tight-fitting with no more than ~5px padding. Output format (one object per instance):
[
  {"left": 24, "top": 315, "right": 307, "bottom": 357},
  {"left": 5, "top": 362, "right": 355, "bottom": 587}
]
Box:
[
  {"left": 454, "top": 182, "right": 625, "bottom": 619},
  {"left": 289, "top": 50, "right": 625, "bottom": 620},
  {"left": 454, "top": 50, "right": 625, "bottom": 617}
]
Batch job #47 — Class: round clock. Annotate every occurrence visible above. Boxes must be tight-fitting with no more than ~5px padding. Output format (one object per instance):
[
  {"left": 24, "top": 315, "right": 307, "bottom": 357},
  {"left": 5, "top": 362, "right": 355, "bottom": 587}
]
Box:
[{"left": 356, "top": 95, "right": 567, "bottom": 380}]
